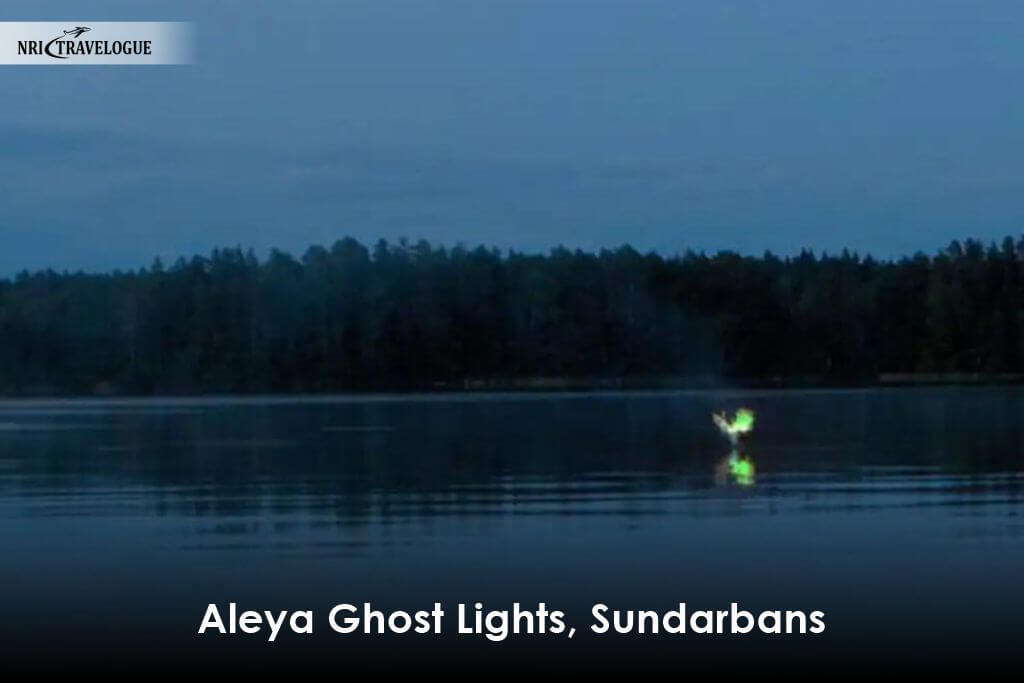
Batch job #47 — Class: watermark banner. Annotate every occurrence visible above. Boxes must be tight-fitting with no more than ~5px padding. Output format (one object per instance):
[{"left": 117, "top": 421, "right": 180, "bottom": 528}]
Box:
[{"left": 0, "top": 22, "right": 193, "bottom": 64}]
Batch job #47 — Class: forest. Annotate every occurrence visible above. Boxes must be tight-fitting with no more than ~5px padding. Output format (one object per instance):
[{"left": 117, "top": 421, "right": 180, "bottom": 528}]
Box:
[{"left": 0, "top": 236, "right": 1022, "bottom": 395}]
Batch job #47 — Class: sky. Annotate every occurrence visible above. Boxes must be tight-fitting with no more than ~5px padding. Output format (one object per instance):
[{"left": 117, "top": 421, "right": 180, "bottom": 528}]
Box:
[{"left": 2, "top": 0, "right": 1024, "bottom": 273}]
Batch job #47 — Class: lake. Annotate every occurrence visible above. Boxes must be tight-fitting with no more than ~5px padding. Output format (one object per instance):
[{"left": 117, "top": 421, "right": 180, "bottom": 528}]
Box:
[{"left": 1, "top": 388, "right": 1021, "bottom": 675}]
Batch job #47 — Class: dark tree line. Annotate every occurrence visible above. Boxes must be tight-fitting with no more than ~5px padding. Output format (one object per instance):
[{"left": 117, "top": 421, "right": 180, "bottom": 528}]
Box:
[{"left": 1, "top": 236, "right": 1023, "bottom": 395}]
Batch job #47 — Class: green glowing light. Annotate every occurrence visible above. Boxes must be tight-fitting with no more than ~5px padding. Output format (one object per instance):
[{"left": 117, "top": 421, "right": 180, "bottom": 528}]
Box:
[
  {"left": 713, "top": 408, "right": 756, "bottom": 438},
  {"left": 731, "top": 408, "right": 755, "bottom": 434},
  {"left": 713, "top": 408, "right": 757, "bottom": 486}
]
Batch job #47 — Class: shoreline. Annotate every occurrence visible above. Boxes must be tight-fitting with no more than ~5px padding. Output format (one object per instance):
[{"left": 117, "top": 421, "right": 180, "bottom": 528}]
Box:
[{"left": 2, "top": 372, "right": 1024, "bottom": 402}]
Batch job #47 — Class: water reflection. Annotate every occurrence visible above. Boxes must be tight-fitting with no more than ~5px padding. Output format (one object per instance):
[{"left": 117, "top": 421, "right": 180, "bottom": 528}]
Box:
[
  {"left": 714, "top": 449, "right": 756, "bottom": 487},
  {"left": 0, "top": 390, "right": 1023, "bottom": 540},
  {"left": 2, "top": 390, "right": 1023, "bottom": 675}
]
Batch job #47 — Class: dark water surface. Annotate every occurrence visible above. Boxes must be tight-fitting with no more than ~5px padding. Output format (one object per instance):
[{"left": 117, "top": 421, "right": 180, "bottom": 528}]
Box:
[{"left": 1, "top": 388, "right": 1022, "bottom": 675}]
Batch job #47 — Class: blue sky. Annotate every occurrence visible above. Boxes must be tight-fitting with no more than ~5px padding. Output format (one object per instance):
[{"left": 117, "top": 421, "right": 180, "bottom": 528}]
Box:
[{"left": 2, "top": 0, "right": 1024, "bottom": 272}]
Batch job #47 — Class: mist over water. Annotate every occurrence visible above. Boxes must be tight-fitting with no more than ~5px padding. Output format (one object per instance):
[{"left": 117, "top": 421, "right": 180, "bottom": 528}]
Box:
[{"left": 0, "top": 388, "right": 1021, "bottom": 673}]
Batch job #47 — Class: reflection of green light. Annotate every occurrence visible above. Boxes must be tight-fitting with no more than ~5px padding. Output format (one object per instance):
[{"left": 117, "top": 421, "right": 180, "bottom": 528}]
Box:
[{"left": 729, "top": 454, "right": 755, "bottom": 486}]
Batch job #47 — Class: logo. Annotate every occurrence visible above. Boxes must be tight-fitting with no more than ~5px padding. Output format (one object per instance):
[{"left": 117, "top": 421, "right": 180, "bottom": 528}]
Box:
[
  {"left": 62, "top": 26, "right": 91, "bottom": 39},
  {"left": 1, "top": 22, "right": 192, "bottom": 65},
  {"left": 18, "top": 25, "right": 152, "bottom": 60}
]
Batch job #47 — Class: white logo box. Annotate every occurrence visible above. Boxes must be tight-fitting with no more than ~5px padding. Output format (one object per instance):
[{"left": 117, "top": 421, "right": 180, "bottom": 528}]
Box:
[{"left": 0, "top": 22, "right": 193, "bottom": 64}]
